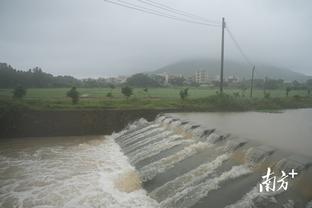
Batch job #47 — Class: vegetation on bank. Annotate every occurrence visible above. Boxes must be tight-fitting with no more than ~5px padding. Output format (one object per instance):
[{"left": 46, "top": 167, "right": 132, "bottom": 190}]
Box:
[
  {"left": 1, "top": 87, "right": 312, "bottom": 112},
  {"left": 2, "top": 61, "right": 312, "bottom": 112}
]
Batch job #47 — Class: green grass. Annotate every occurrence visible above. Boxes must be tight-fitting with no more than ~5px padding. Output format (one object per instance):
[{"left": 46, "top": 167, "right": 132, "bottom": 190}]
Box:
[
  {"left": 0, "top": 87, "right": 311, "bottom": 111},
  {"left": 0, "top": 87, "right": 309, "bottom": 99}
]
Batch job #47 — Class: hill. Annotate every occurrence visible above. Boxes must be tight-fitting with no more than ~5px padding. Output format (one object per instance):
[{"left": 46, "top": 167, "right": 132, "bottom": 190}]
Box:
[{"left": 152, "top": 58, "right": 310, "bottom": 81}]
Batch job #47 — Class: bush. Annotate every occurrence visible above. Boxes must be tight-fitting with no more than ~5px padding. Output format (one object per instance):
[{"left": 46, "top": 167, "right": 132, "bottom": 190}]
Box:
[
  {"left": 66, "top": 87, "right": 79, "bottom": 104},
  {"left": 106, "top": 92, "right": 113, "bottom": 98},
  {"left": 264, "top": 92, "right": 271, "bottom": 99},
  {"left": 179, "top": 88, "right": 189, "bottom": 100},
  {"left": 121, "top": 86, "right": 133, "bottom": 100},
  {"left": 13, "top": 86, "right": 27, "bottom": 99}
]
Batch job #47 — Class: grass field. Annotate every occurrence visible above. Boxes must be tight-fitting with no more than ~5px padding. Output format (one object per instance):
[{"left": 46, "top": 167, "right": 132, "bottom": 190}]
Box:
[
  {"left": 0, "top": 87, "right": 311, "bottom": 110},
  {"left": 0, "top": 87, "right": 309, "bottom": 99}
]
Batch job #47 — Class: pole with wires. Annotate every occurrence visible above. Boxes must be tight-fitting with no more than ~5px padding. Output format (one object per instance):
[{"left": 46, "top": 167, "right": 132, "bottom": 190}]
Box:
[
  {"left": 250, "top": 65, "right": 255, "bottom": 97},
  {"left": 220, "top": 17, "right": 225, "bottom": 94}
]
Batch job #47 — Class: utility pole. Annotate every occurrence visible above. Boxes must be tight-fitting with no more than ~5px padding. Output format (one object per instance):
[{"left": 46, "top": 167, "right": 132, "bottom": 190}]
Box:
[
  {"left": 250, "top": 65, "right": 255, "bottom": 97},
  {"left": 219, "top": 17, "right": 225, "bottom": 94}
]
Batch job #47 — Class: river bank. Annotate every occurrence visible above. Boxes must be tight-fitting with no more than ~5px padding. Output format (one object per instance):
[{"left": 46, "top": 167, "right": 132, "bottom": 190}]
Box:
[
  {"left": 1, "top": 95, "right": 312, "bottom": 138},
  {"left": 0, "top": 109, "right": 164, "bottom": 138}
]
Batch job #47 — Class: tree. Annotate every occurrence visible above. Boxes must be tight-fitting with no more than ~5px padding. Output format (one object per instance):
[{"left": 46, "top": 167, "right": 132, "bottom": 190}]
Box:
[
  {"left": 109, "top": 84, "right": 115, "bottom": 92},
  {"left": 292, "top": 80, "right": 300, "bottom": 89},
  {"left": 126, "top": 73, "right": 160, "bottom": 87},
  {"left": 169, "top": 77, "right": 186, "bottom": 86},
  {"left": 143, "top": 88, "right": 149, "bottom": 98},
  {"left": 106, "top": 92, "right": 113, "bottom": 98},
  {"left": 107, "top": 84, "right": 115, "bottom": 98},
  {"left": 67, "top": 86, "right": 79, "bottom": 104},
  {"left": 121, "top": 86, "right": 133, "bottom": 100},
  {"left": 179, "top": 88, "right": 189, "bottom": 100},
  {"left": 13, "top": 86, "right": 26, "bottom": 99},
  {"left": 286, "top": 86, "right": 291, "bottom": 97}
]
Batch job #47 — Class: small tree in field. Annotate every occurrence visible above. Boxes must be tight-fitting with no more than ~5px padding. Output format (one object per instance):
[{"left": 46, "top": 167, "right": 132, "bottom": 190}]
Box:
[
  {"left": 143, "top": 88, "right": 149, "bottom": 98},
  {"left": 106, "top": 84, "right": 115, "bottom": 97},
  {"left": 121, "top": 86, "right": 133, "bottom": 100},
  {"left": 67, "top": 86, "right": 80, "bottom": 104},
  {"left": 179, "top": 88, "right": 189, "bottom": 100},
  {"left": 13, "top": 86, "right": 27, "bottom": 99},
  {"left": 286, "top": 86, "right": 291, "bottom": 97},
  {"left": 106, "top": 92, "right": 113, "bottom": 98}
]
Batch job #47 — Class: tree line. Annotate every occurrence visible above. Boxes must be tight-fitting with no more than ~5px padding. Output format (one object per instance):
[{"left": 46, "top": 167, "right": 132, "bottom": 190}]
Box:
[{"left": 0, "top": 63, "right": 111, "bottom": 88}]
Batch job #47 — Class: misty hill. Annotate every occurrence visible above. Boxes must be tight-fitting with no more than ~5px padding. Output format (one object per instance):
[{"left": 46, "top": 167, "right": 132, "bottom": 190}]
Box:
[{"left": 153, "top": 58, "right": 310, "bottom": 81}]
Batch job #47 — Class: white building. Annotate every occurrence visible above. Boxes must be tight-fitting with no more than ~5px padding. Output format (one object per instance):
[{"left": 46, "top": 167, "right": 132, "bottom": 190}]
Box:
[
  {"left": 195, "top": 70, "right": 209, "bottom": 84},
  {"left": 157, "top": 73, "right": 169, "bottom": 85}
]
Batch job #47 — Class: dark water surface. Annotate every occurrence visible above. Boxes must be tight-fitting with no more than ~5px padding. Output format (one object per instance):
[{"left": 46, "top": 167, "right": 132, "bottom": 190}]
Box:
[{"left": 169, "top": 109, "right": 312, "bottom": 157}]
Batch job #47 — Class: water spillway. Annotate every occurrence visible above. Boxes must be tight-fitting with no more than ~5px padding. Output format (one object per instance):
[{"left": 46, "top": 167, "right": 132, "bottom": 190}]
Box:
[{"left": 115, "top": 115, "right": 312, "bottom": 208}]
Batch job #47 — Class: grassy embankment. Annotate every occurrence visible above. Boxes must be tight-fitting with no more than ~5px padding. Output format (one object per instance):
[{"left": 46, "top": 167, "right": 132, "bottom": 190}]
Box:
[{"left": 0, "top": 87, "right": 312, "bottom": 111}]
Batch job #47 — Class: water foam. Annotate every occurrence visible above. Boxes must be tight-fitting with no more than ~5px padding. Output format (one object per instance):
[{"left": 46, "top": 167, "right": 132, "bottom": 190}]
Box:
[
  {"left": 150, "top": 153, "right": 230, "bottom": 202},
  {"left": 119, "top": 126, "right": 162, "bottom": 147},
  {"left": 138, "top": 142, "right": 210, "bottom": 182},
  {"left": 224, "top": 185, "right": 286, "bottom": 208},
  {"left": 160, "top": 165, "right": 252, "bottom": 208},
  {"left": 123, "top": 130, "right": 172, "bottom": 154},
  {"left": 129, "top": 135, "right": 188, "bottom": 165},
  {"left": 0, "top": 135, "right": 159, "bottom": 208}
]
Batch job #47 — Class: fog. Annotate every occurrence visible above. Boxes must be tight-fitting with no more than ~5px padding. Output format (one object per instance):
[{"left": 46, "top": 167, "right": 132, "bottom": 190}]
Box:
[{"left": 0, "top": 0, "right": 311, "bottom": 78}]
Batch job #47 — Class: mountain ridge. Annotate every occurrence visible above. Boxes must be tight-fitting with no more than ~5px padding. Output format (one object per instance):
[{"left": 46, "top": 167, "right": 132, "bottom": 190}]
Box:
[{"left": 151, "top": 58, "right": 310, "bottom": 81}]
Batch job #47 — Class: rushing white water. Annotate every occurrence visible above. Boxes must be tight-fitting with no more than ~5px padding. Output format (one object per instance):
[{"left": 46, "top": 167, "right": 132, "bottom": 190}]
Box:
[
  {"left": 2, "top": 114, "right": 310, "bottom": 208},
  {"left": 138, "top": 142, "right": 210, "bottom": 182},
  {"left": 224, "top": 185, "right": 285, "bottom": 208},
  {"left": 120, "top": 126, "right": 162, "bottom": 146},
  {"left": 306, "top": 201, "right": 312, "bottom": 208},
  {"left": 129, "top": 135, "right": 188, "bottom": 165},
  {"left": 160, "top": 165, "right": 252, "bottom": 208},
  {"left": 123, "top": 130, "right": 172, "bottom": 154},
  {"left": 150, "top": 153, "right": 230, "bottom": 202},
  {"left": 0, "top": 135, "right": 159, "bottom": 208}
]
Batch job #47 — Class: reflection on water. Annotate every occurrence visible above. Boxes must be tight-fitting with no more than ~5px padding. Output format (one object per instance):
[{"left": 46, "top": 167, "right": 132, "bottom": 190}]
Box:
[
  {"left": 169, "top": 108, "right": 312, "bottom": 157},
  {"left": 0, "top": 135, "right": 158, "bottom": 208}
]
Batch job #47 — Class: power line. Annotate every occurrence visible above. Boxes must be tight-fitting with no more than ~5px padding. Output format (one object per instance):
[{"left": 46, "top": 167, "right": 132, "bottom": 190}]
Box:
[
  {"left": 103, "top": 0, "right": 220, "bottom": 27},
  {"left": 136, "top": 0, "right": 219, "bottom": 24},
  {"left": 106, "top": 0, "right": 220, "bottom": 27},
  {"left": 226, "top": 26, "right": 252, "bottom": 66}
]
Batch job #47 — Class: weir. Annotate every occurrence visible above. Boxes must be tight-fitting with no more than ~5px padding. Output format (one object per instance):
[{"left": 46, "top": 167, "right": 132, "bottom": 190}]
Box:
[{"left": 115, "top": 114, "right": 312, "bottom": 208}]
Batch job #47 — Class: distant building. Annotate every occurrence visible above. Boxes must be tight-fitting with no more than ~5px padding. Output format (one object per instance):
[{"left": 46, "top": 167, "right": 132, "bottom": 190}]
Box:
[
  {"left": 227, "top": 75, "right": 239, "bottom": 83},
  {"left": 194, "top": 70, "right": 209, "bottom": 84},
  {"left": 106, "top": 75, "right": 127, "bottom": 84},
  {"left": 157, "top": 73, "right": 169, "bottom": 85}
]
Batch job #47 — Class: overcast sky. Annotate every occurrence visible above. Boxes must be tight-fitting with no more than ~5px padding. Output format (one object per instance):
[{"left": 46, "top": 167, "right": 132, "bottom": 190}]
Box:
[{"left": 0, "top": 0, "right": 311, "bottom": 78}]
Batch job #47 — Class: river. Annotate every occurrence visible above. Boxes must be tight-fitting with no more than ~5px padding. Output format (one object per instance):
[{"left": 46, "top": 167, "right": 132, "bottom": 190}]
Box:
[
  {"left": 1, "top": 109, "right": 311, "bottom": 207},
  {"left": 168, "top": 108, "right": 312, "bottom": 157},
  {"left": 0, "top": 134, "right": 158, "bottom": 208}
]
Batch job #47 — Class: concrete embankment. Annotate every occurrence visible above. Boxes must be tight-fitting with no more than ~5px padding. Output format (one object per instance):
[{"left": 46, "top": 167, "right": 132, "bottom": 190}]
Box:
[
  {"left": 0, "top": 109, "right": 166, "bottom": 138},
  {"left": 116, "top": 115, "right": 312, "bottom": 208}
]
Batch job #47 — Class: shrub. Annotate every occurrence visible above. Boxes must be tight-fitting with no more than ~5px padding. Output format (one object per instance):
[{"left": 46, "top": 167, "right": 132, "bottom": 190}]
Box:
[
  {"left": 264, "top": 92, "right": 271, "bottom": 99},
  {"left": 13, "top": 86, "right": 27, "bottom": 99},
  {"left": 179, "top": 88, "right": 189, "bottom": 100},
  {"left": 66, "top": 87, "right": 79, "bottom": 104},
  {"left": 121, "top": 86, "right": 133, "bottom": 100},
  {"left": 106, "top": 92, "right": 113, "bottom": 98}
]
